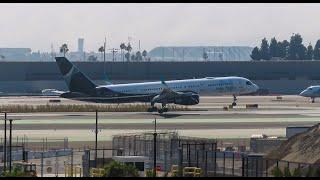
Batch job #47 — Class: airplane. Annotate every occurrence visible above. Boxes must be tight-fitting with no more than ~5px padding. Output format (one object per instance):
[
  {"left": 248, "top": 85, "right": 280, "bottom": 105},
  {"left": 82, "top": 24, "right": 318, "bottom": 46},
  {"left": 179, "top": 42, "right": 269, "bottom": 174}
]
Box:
[
  {"left": 55, "top": 56, "right": 259, "bottom": 113},
  {"left": 41, "top": 89, "right": 65, "bottom": 96},
  {"left": 299, "top": 85, "right": 320, "bottom": 103}
]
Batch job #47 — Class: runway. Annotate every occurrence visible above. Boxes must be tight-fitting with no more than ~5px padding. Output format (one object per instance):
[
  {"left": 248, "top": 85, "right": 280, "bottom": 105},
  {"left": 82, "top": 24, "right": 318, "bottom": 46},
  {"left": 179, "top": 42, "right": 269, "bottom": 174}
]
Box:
[{"left": 0, "top": 95, "right": 319, "bottom": 141}]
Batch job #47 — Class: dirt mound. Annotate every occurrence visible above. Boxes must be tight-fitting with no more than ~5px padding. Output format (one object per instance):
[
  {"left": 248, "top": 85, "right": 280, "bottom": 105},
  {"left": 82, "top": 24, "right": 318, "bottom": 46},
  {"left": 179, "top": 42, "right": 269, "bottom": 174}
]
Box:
[{"left": 267, "top": 123, "right": 320, "bottom": 164}]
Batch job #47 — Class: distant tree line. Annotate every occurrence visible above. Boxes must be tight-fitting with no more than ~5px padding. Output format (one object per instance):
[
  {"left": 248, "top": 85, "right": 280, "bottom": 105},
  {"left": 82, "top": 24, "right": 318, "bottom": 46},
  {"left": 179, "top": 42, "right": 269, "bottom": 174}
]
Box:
[
  {"left": 119, "top": 42, "right": 149, "bottom": 62},
  {"left": 251, "top": 33, "right": 320, "bottom": 60},
  {"left": 58, "top": 42, "right": 149, "bottom": 62}
]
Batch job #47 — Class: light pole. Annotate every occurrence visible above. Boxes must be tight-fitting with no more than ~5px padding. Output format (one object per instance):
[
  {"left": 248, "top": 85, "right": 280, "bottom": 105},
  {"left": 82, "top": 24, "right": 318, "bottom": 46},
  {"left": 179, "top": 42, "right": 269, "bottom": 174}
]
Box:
[
  {"left": 95, "top": 110, "right": 98, "bottom": 168},
  {"left": 103, "top": 37, "right": 106, "bottom": 77},
  {"left": 108, "top": 48, "right": 119, "bottom": 62},
  {"left": 8, "top": 119, "right": 13, "bottom": 173},
  {"left": 182, "top": 48, "right": 185, "bottom": 61},
  {"left": 2, "top": 111, "right": 7, "bottom": 171},
  {"left": 7, "top": 118, "right": 20, "bottom": 173},
  {"left": 153, "top": 118, "right": 157, "bottom": 177}
]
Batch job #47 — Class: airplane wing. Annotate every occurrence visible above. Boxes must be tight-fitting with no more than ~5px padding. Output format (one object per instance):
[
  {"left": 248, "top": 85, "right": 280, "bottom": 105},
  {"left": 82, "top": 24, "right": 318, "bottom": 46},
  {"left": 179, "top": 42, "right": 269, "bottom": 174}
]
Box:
[
  {"left": 159, "top": 80, "right": 180, "bottom": 96},
  {"left": 151, "top": 80, "right": 199, "bottom": 106}
]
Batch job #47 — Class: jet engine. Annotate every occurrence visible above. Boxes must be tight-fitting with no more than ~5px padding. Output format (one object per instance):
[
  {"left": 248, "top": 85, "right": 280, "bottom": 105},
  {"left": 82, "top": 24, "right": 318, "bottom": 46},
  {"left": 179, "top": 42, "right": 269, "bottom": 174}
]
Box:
[
  {"left": 174, "top": 93, "right": 200, "bottom": 105},
  {"left": 151, "top": 92, "right": 199, "bottom": 106}
]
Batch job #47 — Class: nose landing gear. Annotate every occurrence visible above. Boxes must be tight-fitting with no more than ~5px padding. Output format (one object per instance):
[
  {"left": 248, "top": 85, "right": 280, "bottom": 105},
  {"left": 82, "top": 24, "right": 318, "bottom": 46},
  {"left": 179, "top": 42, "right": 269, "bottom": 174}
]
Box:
[
  {"left": 311, "top": 97, "right": 315, "bottom": 103},
  {"left": 232, "top": 95, "right": 237, "bottom": 106}
]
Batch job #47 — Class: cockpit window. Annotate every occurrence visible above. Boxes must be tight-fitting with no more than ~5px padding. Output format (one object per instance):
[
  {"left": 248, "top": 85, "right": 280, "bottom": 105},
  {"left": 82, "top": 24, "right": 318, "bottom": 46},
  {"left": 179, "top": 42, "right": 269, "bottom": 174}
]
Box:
[
  {"left": 308, "top": 87, "right": 313, "bottom": 90},
  {"left": 246, "top": 81, "right": 253, "bottom": 85}
]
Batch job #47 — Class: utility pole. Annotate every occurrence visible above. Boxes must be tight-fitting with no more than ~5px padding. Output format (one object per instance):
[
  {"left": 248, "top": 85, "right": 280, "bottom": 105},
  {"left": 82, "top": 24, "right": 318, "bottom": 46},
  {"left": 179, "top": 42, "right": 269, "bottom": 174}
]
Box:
[
  {"left": 3, "top": 111, "right": 7, "bottom": 172},
  {"left": 162, "top": 47, "right": 164, "bottom": 61},
  {"left": 51, "top": 43, "right": 54, "bottom": 61},
  {"left": 153, "top": 118, "right": 157, "bottom": 177},
  {"left": 108, "top": 48, "right": 119, "bottom": 62},
  {"left": 104, "top": 37, "right": 106, "bottom": 77},
  {"left": 7, "top": 118, "right": 21, "bottom": 172},
  {"left": 9, "top": 119, "right": 13, "bottom": 173},
  {"left": 139, "top": 40, "right": 141, "bottom": 52},
  {"left": 95, "top": 110, "right": 98, "bottom": 168},
  {"left": 172, "top": 48, "right": 175, "bottom": 61},
  {"left": 182, "top": 48, "right": 185, "bottom": 61}
]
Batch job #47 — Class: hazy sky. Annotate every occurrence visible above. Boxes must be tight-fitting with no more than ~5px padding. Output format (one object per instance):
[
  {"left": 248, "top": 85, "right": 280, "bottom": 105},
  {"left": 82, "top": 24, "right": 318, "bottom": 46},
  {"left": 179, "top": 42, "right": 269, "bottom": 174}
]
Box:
[{"left": 1, "top": 3, "right": 320, "bottom": 52}]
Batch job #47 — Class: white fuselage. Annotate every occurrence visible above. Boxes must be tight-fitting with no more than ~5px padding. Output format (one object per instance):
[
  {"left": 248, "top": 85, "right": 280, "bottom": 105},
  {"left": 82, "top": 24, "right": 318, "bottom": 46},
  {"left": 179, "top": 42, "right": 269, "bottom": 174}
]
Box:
[
  {"left": 299, "top": 85, "right": 320, "bottom": 98},
  {"left": 97, "top": 76, "right": 259, "bottom": 96}
]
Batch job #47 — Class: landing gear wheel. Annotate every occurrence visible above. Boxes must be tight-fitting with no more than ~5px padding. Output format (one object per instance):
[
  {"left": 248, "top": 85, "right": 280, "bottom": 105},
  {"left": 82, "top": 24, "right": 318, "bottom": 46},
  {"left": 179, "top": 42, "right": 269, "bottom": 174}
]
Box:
[
  {"left": 147, "top": 107, "right": 158, "bottom": 112},
  {"left": 312, "top": 98, "right": 315, "bottom": 103},
  {"left": 158, "top": 109, "right": 164, "bottom": 114},
  {"left": 163, "top": 107, "right": 169, "bottom": 112},
  {"left": 232, "top": 95, "right": 237, "bottom": 106}
]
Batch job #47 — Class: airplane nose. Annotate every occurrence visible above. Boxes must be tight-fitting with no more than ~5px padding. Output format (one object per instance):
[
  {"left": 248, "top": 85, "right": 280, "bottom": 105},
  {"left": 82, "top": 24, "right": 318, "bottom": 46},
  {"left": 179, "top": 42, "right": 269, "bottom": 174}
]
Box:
[
  {"left": 299, "top": 91, "right": 305, "bottom": 96},
  {"left": 254, "top": 84, "right": 259, "bottom": 92}
]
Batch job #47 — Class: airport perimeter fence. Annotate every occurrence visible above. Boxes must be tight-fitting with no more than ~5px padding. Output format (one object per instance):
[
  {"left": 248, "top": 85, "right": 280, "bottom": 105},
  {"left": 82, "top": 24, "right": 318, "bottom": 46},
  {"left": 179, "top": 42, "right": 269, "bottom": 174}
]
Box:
[
  {"left": 24, "top": 148, "right": 84, "bottom": 177},
  {"left": 175, "top": 149, "right": 320, "bottom": 177},
  {"left": 0, "top": 136, "right": 85, "bottom": 177}
]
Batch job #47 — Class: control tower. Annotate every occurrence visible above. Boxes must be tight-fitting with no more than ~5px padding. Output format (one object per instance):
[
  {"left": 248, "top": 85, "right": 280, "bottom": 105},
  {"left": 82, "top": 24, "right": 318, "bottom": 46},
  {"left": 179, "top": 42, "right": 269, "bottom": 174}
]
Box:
[{"left": 78, "top": 38, "right": 84, "bottom": 53}]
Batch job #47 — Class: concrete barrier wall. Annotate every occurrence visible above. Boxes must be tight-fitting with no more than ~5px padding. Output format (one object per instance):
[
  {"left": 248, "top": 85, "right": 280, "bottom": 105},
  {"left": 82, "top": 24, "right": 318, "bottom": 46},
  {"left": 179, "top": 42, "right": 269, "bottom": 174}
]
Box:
[{"left": 0, "top": 61, "right": 320, "bottom": 94}]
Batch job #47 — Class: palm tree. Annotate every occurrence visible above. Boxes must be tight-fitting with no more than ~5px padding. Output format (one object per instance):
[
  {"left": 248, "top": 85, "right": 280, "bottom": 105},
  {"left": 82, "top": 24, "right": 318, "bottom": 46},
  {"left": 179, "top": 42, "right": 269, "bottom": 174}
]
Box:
[
  {"left": 59, "top": 43, "right": 69, "bottom": 57},
  {"left": 131, "top": 54, "right": 135, "bottom": 61},
  {"left": 136, "top": 51, "right": 142, "bottom": 61},
  {"left": 120, "top": 43, "right": 126, "bottom": 62},
  {"left": 142, "top": 50, "right": 147, "bottom": 61},
  {"left": 126, "top": 43, "right": 132, "bottom": 53},
  {"left": 87, "top": 55, "right": 98, "bottom": 61},
  {"left": 125, "top": 43, "right": 132, "bottom": 61},
  {"left": 203, "top": 48, "right": 208, "bottom": 61},
  {"left": 98, "top": 46, "right": 105, "bottom": 61},
  {"left": 124, "top": 52, "right": 130, "bottom": 62}
]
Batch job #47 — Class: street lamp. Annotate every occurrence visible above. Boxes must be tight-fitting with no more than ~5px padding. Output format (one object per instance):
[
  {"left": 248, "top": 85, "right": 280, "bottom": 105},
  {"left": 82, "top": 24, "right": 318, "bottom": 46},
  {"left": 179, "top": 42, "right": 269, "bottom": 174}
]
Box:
[
  {"left": 6, "top": 118, "right": 19, "bottom": 173},
  {"left": 103, "top": 37, "right": 106, "bottom": 78},
  {"left": 95, "top": 110, "right": 99, "bottom": 168},
  {"left": 153, "top": 118, "right": 157, "bottom": 177},
  {"left": 2, "top": 111, "right": 8, "bottom": 171}
]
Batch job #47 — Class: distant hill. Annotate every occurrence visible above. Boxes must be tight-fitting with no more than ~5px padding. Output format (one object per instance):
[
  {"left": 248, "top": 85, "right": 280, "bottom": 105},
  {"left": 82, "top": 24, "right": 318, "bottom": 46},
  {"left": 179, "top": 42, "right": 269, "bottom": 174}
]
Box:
[
  {"left": 267, "top": 123, "right": 320, "bottom": 164},
  {"left": 148, "top": 46, "right": 253, "bottom": 61}
]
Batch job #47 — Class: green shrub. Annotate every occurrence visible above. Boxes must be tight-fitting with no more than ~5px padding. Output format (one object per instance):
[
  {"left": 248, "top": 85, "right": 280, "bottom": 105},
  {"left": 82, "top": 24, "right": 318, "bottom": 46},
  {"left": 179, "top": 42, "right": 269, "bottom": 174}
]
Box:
[
  {"left": 315, "top": 167, "right": 320, "bottom": 177},
  {"left": 283, "top": 167, "right": 291, "bottom": 177},
  {"left": 292, "top": 168, "right": 301, "bottom": 177},
  {"left": 271, "top": 166, "right": 283, "bottom": 177},
  {"left": 1, "top": 165, "right": 26, "bottom": 177},
  {"left": 306, "top": 166, "right": 315, "bottom": 177},
  {"left": 145, "top": 169, "right": 156, "bottom": 177},
  {"left": 103, "top": 160, "right": 139, "bottom": 177}
]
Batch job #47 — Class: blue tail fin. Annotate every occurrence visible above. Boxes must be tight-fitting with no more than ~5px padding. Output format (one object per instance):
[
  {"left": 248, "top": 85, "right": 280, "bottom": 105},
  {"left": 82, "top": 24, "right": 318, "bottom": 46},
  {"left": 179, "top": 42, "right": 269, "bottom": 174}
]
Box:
[{"left": 55, "top": 57, "right": 96, "bottom": 95}]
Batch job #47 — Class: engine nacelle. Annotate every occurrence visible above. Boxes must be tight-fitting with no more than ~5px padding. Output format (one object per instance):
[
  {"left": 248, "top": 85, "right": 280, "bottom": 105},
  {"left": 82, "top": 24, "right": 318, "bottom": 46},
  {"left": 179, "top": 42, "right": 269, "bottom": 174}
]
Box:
[
  {"left": 151, "top": 93, "right": 199, "bottom": 106},
  {"left": 60, "top": 92, "right": 88, "bottom": 98},
  {"left": 174, "top": 94, "right": 200, "bottom": 105}
]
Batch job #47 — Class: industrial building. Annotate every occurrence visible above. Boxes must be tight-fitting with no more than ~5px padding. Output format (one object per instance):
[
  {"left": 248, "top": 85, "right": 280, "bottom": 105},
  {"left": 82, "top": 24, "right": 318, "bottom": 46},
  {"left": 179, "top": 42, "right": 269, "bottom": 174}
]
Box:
[
  {"left": 250, "top": 135, "right": 287, "bottom": 154},
  {"left": 148, "top": 46, "right": 253, "bottom": 61},
  {"left": 286, "top": 125, "right": 313, "bottom": 138},
  {"left": 249, "top": 125, "right": 318, "bottom": 154}
]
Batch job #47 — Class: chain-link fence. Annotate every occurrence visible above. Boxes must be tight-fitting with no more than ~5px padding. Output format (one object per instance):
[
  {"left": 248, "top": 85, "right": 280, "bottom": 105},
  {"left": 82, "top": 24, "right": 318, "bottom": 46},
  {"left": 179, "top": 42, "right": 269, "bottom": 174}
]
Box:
[{"left": 175, "top": 149, "right": 320, "bottom": 177}]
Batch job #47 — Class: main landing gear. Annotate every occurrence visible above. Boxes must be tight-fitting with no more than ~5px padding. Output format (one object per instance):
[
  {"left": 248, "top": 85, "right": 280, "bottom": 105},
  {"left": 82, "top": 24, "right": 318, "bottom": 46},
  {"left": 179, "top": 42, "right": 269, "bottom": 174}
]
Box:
[
  {"left": 311, "top": 97, "right": 315, "bottom": 103},
  {"left": 232, "top": 95, "right": 237, "bottom": 106},
  {"left": 147, "top": 103, "right": 168, "bottom": 114}
]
